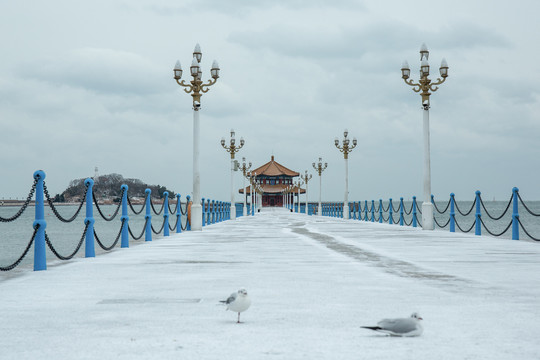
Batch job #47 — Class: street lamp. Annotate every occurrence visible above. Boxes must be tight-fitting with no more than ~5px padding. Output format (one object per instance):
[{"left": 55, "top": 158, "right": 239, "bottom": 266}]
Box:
[
  {"left": 300, "top": 170, "right": 312, "bottom": 214},
  {"left": 401, "top": 43, "right": 449, "bottom": 230},
  {"left": 221, "top": 129, "right": 244, "bottom": 220},
  {"left": 335, "top": 129, "right": 357, "bottom": 220},
  {"left": 173, "top": 43, "right": 220, "bottom": 231},
  {"left": 240, "top": 157, "right": 252, "bottom": 216},
  {"left": 312, "top": 157, "right": 328, "bottom": 216},
  {"left": 294, "top": 179, "right": 303, "bottom": 213}
]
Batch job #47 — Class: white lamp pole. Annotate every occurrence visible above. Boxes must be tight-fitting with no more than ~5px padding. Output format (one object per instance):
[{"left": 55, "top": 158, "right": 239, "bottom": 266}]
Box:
[
  {"left": 221, "top": 129, "right": 244, "bottom": 220},
  {"left": 401, "top": 43, "right": 449, "bottom": 230},
  {"left": 241, "top": 157, "right": 252, "bottom": 216},
  {"left": 312, "top": 157, "right": 328, "bottom": 216},
  {"left": 173, "top": 44, "right": 220, "bottom": 231},
  {"left": 301, "top": 170, "right": 312, "bottom": 214},
  {"left": 335, "top": 130, "right": 357, "bottom": 220}
]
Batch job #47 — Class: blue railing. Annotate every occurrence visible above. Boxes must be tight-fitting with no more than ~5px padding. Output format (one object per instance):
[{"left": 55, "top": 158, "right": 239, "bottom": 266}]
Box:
[
  {"left": 1, "top": 170, "right": 230, "bottom": 272},
  {"left": 318, "top": 188, "right": 540, "bottom": 241}
]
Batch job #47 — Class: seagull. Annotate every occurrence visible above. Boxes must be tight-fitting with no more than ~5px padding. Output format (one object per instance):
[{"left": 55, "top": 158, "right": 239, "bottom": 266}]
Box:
[
  {"left": 361, "top": 313, "right": 423, "bottom": 337},
  {"left": 220, "top": 288, "right": 251, "bottom": 323}
]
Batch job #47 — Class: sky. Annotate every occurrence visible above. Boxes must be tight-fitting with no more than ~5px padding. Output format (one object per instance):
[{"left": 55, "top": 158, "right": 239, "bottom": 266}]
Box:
[{"left": 1, "top": 0, "right": 539, "bottom": 203}]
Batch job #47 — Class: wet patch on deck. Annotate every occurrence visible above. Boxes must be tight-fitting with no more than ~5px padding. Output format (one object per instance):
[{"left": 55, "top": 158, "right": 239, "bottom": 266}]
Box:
[{"left": 290, "top": 226, "right": 478, "bottom": 292}]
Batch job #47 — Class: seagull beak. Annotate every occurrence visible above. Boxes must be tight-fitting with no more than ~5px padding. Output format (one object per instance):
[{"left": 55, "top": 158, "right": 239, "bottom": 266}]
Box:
[{"left": 418, "top": 317, "right": 423, "bottom": 320}]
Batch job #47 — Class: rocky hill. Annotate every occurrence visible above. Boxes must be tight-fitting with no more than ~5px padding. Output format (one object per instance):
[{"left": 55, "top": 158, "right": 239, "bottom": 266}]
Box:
[{"left": 56, "top": 173, "right": 175, "bottom": 202}]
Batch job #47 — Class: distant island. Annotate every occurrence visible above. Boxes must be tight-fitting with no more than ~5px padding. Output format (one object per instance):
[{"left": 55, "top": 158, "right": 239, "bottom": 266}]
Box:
[{"left": 55, "top": 173, "right": 175, "bottom": 204}]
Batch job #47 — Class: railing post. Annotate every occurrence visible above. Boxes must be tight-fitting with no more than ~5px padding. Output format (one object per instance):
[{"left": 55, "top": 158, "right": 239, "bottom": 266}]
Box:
[
  {"left": 186, "top": 195, "right": 191, "bottom": 230},
  {"left": 121, "top": 185, "right": 129, "bottom": 247},
  {"left": 475, "top": 190, "right": 481, "bottom": 236},
  {"left": 164, "top": 192, "right": 170, "bottom": 236},
  {"left": 202, "top": 197, "right": 206, "bottom": 227},
  {"left": 33, "top": 170, "right": 47, "bottom": 271},
  {"left": 512, "top": 187, "right": 519, "bottom": 240},
  {"left": 364, "top": 200, "right": 368, "bottom": 221},
  {"left": 449, "top": 193, "right": 455, "bottom": 233},
  {"left": 84, "top": 178, "right": 95, "bottom": 258},
  {"left": 371, "top": 200, "right": 375, "bottom": 222},
  {"left": 211, "top": 200, "right": 215, "bottom": 224},
  {"left": 176, "top": 194, "right": 182, "bottom": 233},
  {"left": 206, "top": 199, "right": 211, "bottom": 226},
  {"left": 145, "top": 189, "right": 152, "bottom": 241},
  {"left": 389, "top": 198, "right": 393, "bottom": 225},
  {"left": 399, "top": 197, "right": 404, "bottom": 226},
  {"left": 412, "top": 196, "right": 417, "bottom": 227},
  {"left": 379, "top": 199, "right": 383, "bottom": 223}
]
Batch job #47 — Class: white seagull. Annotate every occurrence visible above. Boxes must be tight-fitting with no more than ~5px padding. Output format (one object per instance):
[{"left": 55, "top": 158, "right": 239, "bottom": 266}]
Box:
[
  {"left": 361, "top": 312, "right": 424, "bottom": 337},
  {"left": 220, "top": 288, "right": 251, "bottom": 323}
]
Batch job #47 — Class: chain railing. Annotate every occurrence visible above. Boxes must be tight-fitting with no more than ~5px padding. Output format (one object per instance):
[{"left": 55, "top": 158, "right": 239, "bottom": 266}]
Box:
[
  {"left": 320, "top": 187, "right": 539, "bottom": 242},
  {"left": 1, "top": 170, "right": 228, "bottom": 272}
]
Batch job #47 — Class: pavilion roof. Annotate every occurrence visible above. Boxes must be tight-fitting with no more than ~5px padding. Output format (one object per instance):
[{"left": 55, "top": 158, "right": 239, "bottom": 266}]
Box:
[{"left": 250, "top": 156, "right": 299, "bottom": 177}]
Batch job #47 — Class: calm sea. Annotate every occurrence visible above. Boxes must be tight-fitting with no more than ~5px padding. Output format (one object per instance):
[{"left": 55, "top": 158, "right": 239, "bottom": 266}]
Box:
[{"left": 1, "top": 200, "right": 539, "bottom": 278}]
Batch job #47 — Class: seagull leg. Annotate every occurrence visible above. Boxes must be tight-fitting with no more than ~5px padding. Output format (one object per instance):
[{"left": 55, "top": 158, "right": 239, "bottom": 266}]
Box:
[{"left": 237, "top": 313, "right": 241, "bottom": 323}]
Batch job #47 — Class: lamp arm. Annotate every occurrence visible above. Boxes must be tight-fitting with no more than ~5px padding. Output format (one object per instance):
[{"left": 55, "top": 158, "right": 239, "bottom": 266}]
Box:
[
  {"left": 403, "top": 78, "right": 421, "bottom": 93},
  {"left": 176, "top": 79, "right": 194, "bottom": 93},
  {"left": 429, "top": 77, "right": 446, "bottom": 92},
  {"left": 201, "top": 78, "right": 217, "bottom": 93}
]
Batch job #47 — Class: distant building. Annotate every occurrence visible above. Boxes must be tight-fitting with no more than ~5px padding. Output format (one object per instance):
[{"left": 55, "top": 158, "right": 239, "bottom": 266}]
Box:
[{"left": 239, "top": 156, "right": 304, "bottom": 207}]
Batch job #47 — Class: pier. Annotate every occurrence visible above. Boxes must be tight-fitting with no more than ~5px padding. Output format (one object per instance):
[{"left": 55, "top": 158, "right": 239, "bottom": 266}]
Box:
[{"left": 1, "top": 208, "right": 539, "bottom": 359}]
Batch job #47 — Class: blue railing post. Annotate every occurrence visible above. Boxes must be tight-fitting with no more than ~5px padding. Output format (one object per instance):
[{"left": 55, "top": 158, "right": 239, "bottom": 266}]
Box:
[
  {"left": 212, "top": 200, "right": 216, "bottom": 223},
  {"left": 145, "top": 189, "right": 152, "bottom": 241},
  {"left": 121, "top": 185, "right": 129, "bottom": 247},
  {"left": 412, "top": 196, "right": 417, "bottom": 227},
  {"left": 84, "top": 178, "right": 95, "bottom": 258},
  {"left": 512, "top": 187, "right": 519, "bottom": 240},
  {"left": 449, "top": 193, "right": 455, "bottom": 233},
  {"left": 33, "top": 170, "right": 47, "bottom": 271},
  {"left": 399, "top": 197, "right": 404, "bottom": 226},
  {"left": 364, "top": 200, "right": 368, "bottom": 221},
  {"left": 164, "top": 192, "right": 170, "bottom": 236},
  {"left": 206, "top": 199, "right": 211, "bottom": 225},
  {"left": 186, "top": 195, "right": 191, "bottom": 230},
  {"left": 202, "top": 197, "right": 206, "bottom": 227},
  {"left": 475, "top": 191, "right": 481, "bottom": 236},
  {"left": 176, "top": 195, "right": 182, "bottom": 233},
  {"left": 389, "top": 198, "right": 393, "bottom": 225},
  {"left": 252, "top": 199, "right": 255, "bottom": 216},
  {"left": 371, "top": 200, "right": 375, "bottom": 222},
  {"left": 379, "top": 199, "right": 383, "bottom": 223}
]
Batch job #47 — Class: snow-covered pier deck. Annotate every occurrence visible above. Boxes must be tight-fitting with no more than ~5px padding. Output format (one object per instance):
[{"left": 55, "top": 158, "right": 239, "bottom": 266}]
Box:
[{"left": 1, "top": 208, "right": 540, "bottom": 359}]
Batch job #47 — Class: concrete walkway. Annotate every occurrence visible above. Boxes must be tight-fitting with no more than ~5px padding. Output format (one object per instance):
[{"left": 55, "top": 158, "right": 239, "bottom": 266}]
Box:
[{"left": 1, "top": 208, "right": 539, "bottom": 359}]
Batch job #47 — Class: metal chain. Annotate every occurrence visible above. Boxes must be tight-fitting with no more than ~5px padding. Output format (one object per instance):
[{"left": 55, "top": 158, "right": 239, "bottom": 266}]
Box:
[
  {"left": 181, "top": 215, "right": 188, "bottom": 231},
  {"left": 94, "top": 219, "right": 124, "bottom": 250},
  {"left": 479, "top": 194, "right": 512, "bottom": 221},
  {"left": 180, "top": 202, "right": 187, "bottom": 216},
  {"left": 128, "top": 218, "right": 148, "bottom": 240},
  {"left": 403, "top": 202, "right": 413, "bottom": 215},
  {"left": 432, "top": 198, "right": 451, "bottom": 214},
  {"left": 455, "top": 198, "right": 476, "bottom": 216},
  {"left": 168, "top": 201, "right": 179, "bottom": 215},
  {"left": 0, "top": 225, "right": 38, "bottom": 271},
  {"left": 151, "top": 217, "right": 166, "bottom": 234},
  {"left": 45, "top": 223, "right": 88, "bottom": 260},
  {"left": 381, "top": 203, "right": 389, "bottom": 212},
  {"left": 169, "top": 215, "right": 179, "bottom": 231},
  {"left": 518, "top": 218, "right": 540, "bottom": 241},
  {"left": 0, "top": 179, "right": 37, "bottom": 222},
  {"left": 454, "top": 217, "right": 475, "bottom": 233},
  {"left": 414, "top": 199, "right": 422, "bottom": 214},
  {"left": 43, "top": 181, "right": 87, "bottom": 223},
  {"left": 127, "top": 196, "right": 146, "bottom": 215},
  {"left": 150, "top": 198, "right": 164, "bottom": 216},
  {"left": 93, "top": 189, "right": 123, "bottom": 221},
  {"left": 517, "top": 193, "right": 540, "bottom": 216},
  {"left": 479, "top": 218, "right": 512, "bottom": 237},
  {"left": 434, "top": 216, "right": 450, "bottom": 228},
  {"left": 403, "top": 216, "right": 413, "bottom": 226},
  {"left": 415, "top": 213, "right": 422, "bottom": 227}
]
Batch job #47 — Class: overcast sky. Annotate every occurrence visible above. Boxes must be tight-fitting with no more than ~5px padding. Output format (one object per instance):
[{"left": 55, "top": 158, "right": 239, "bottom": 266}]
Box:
[{"left": 1, "top": 0, "right": 539, "bottom": 203}]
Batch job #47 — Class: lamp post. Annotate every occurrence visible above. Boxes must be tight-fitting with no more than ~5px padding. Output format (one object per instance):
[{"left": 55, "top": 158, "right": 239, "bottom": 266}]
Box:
[
  {"left": 301, "top": 171, "right": 312, "bottom": 214},
  {"left": 401, "top": 43, "right": 449, "bottom": 230},
  {"left": 240, "top": 157, "right": 252, "bottom": 216},
  {"left": 312, "top": 157, "right": 328, "bottom": 216},
  {"left": 335, "top": 130, "right": 357, "bottom": 220},
  {"left": 295, "top": 179, "right": 303, "bottom": 213},
  {"left": 220, "top": 129, "right": 244, "bottom": 220},
  {"left": 173, "top": 44, "right": 220, "bottom": 231}
]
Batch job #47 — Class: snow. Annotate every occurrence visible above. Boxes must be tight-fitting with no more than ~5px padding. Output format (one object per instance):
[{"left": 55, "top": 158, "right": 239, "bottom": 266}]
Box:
[{"left": 1, "top": 208, "right": 540, "bottom": 359}]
